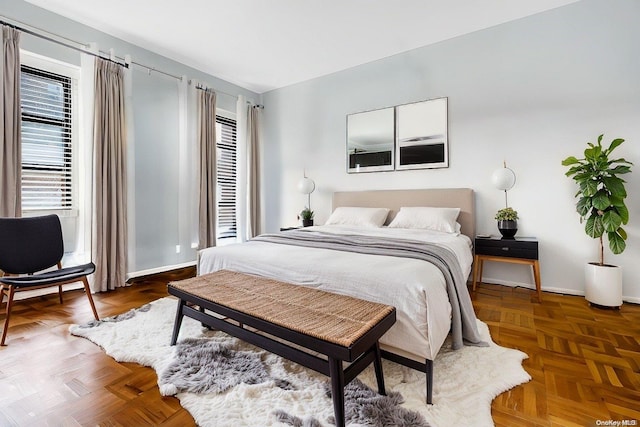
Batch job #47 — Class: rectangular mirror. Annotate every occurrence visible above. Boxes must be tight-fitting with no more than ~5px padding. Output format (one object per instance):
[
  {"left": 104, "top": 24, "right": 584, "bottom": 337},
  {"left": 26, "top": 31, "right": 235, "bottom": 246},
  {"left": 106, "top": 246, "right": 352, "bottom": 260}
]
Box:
[
  {"left": 396, "top": 97, "right": 448, "bottom": 170},
  {"left": 347, "top": 107, "right": 395, "bottom": 173}
]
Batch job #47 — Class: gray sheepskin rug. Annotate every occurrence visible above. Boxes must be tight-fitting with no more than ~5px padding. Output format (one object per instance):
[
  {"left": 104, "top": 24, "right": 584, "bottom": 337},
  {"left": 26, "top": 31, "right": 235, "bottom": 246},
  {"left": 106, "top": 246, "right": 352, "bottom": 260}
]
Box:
[
  {"left": 159, "top": 337, "right": 428, "bottom": 426},
  {"left": 158, "top": 337, "right": 293, "bottom": 395},
  {"left": 275, "top": 379, "right": 429, "bottom": 427}
]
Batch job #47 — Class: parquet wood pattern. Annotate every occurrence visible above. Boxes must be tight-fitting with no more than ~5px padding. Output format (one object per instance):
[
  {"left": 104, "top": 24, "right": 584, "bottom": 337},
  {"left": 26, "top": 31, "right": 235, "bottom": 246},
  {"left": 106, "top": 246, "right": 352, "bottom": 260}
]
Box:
[{"left": 1, "top": 268, "right": 639, "bottom": 426}]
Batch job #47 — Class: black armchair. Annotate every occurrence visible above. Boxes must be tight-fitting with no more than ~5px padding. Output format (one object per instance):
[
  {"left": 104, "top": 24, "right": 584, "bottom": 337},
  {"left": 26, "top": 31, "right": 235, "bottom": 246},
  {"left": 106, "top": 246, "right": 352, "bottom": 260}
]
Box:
[{"left": 0, "top": 214, "right": 99, "bottom": 345}]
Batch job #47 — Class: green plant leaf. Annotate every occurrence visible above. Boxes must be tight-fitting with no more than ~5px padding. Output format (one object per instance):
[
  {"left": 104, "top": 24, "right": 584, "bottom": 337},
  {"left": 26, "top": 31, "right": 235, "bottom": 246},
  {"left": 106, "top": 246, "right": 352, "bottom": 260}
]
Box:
[
  {"left": 585, "top": 215, "right": 604, "bottom": 238},
  {"left": 581, "top": 180, "right": 599, "bottom": 197},
  {"left": 565, "top": 166, "right": 585, "bottom": 178},
  {"left": 562, "top": 156, "right": 580, "bottom": 166},
  {"left": 602, "top": 210, "right": 622, "bottom": 232},
  {"left": 606, "top": 138, "right": 624, "bottom": 154},
  {"left": 603, "top": 176, "right": 627, "bottom": 198},
  {"left": 609, "top": 157, "right": 633, "bottom": 165},
  {"left": 618, "top": 227, "right": 627, "bottom": 240},
  {"left": 584, "top": 146, "right": 598, "bottom": 160},
  {"left": 576, "top": 197, "right": 591, "bottom": 216},
  {"left": 608, "top": 231, "right": 626, "bottom": 254},
  {"left": 609, "top": 195, "right": 625, "bottom": 207},
  {"left": 573, "top": 171, "right": 593, "bottom": 182},
  {"left": 609, "top": 165, "right": 632, "bottom": 175},
  {"left": 617, "top": 204, "right": 629, "bottom": 224},
  {"left": 597, "top": 134, "right": 604, "bottom": 144},
  {"left": 591, "top": 190, "right": 610, "bottom": 210}
]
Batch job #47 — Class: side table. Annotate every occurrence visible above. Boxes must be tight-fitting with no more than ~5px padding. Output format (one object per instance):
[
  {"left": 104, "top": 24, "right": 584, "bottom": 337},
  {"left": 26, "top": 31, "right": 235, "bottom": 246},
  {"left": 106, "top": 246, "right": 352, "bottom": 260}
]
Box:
[{"left": 472, "top": 236, "right": 541, "bottom": 300}]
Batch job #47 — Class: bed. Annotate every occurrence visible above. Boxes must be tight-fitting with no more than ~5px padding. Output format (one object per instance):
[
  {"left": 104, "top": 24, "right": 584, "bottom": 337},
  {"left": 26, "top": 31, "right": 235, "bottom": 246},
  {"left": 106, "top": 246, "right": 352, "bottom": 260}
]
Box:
[{"left": 197, "top": 188, "right": 483, "bottom": 403}]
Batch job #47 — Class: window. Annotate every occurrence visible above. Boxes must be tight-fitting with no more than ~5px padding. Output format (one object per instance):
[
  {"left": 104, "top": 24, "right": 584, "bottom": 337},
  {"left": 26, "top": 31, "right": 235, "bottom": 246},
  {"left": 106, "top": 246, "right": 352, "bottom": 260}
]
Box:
[
  {"left": 216, "top": 115, "right": 237, "bottom": 240},
  {"left": 20, "top": 65, "right": 73, "bottom": 212}
]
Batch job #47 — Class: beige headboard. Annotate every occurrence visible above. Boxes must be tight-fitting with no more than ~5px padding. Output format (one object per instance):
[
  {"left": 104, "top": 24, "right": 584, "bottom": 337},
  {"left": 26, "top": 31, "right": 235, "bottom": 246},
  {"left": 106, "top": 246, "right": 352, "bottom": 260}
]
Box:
[{"left": 332, "top": 188, "right": 475, "bottom": 240}]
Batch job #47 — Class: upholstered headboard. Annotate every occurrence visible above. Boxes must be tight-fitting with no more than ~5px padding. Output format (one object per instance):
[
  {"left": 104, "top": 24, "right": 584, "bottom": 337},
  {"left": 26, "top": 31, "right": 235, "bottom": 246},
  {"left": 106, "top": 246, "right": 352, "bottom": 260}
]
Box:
[{"left": 332, "top": 188, "right": 475, "bottom": 240}]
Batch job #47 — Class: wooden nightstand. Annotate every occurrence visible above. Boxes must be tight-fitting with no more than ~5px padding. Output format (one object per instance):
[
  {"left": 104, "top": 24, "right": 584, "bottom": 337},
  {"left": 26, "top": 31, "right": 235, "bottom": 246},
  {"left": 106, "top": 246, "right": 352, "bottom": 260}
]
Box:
[{"left": 472, "top": 236, "right": 541, "bottom": 300}]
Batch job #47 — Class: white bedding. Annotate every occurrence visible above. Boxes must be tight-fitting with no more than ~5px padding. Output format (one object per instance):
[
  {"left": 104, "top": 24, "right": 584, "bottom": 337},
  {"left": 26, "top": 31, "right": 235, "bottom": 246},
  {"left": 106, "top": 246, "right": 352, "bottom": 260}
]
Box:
[{"left": 197, "top": 225, "right": 473, "bottom": 361}]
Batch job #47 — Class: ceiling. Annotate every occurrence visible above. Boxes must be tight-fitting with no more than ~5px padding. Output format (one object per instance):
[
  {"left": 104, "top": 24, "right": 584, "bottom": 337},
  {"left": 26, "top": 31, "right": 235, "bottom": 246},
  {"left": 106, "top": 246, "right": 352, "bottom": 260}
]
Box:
[{"left": 25, "top": 0, "right": 579, "bottom": 94}]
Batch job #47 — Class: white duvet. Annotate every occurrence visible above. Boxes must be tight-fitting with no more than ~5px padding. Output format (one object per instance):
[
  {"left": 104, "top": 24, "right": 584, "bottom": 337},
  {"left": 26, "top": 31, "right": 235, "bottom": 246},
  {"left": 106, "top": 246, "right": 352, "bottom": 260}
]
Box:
[{"left": 198, "top": 225, "right": 473, "bottom": 361}]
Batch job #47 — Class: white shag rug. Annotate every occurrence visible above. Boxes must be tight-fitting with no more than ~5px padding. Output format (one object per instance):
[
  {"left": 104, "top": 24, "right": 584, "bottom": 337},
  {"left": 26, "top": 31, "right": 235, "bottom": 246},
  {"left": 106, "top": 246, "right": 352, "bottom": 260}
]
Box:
[{"left": 69, "top": 297, "right": 530, "bottom": 427}]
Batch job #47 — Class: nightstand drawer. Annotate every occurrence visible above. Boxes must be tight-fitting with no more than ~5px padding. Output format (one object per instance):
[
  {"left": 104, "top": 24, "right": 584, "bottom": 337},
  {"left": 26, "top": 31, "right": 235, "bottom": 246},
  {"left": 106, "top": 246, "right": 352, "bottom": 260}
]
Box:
[
  {"left": 280, "top": 227, "right": 301, "bottom": 231},
  {"left": 475, "top": 237, "right": 538, "bottom": 260}
]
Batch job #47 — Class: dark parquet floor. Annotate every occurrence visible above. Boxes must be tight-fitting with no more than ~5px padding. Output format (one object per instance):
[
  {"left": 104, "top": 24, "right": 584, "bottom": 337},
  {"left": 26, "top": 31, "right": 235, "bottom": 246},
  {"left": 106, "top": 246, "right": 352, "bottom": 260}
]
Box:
[{"left": 1, "top": 267, "right": 639, "bottom": 426}]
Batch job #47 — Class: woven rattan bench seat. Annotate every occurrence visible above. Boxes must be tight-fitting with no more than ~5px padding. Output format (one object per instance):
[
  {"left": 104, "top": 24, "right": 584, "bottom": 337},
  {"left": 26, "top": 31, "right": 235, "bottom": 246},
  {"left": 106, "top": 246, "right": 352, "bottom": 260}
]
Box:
[
  {"left": 167, "top": 269, "right": 396, "bottom": 427},
  {"left": 169, "top": 269, "right": 394, "bottom": 348}
]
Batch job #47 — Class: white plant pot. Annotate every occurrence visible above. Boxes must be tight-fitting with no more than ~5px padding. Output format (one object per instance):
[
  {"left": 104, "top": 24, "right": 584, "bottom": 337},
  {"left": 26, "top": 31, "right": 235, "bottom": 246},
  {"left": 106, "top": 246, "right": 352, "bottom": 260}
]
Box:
[{"left": 585, "top": 263, "right": 622, "bottom": 307}]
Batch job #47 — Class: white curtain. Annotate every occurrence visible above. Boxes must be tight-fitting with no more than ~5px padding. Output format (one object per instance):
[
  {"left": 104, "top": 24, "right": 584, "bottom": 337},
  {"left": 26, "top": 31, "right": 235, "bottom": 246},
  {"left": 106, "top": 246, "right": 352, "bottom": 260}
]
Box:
[
  {"left": 178, "top": 78, "right": 199, "bottom": 255},
  {"left": 235, "top": 97, "right": 262, "bottom": 241},
  {"left": 235, "top": 95, "right": 248, "bottom": 241},
  {"left": 123, "top": 54, "right": 135, "bottom": 274},
  {"left": 0, "top": 25, "right": 21, "bottom": 218},
  {"left": 78, "top": 44, "right": 96, "bottom": 269}
]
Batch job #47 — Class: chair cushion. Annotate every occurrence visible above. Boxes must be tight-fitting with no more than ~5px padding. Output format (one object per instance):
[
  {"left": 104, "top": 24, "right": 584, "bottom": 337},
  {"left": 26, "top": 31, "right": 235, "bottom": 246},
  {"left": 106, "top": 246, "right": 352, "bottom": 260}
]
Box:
[{"left": 0, "top": 262, "right": 96, "bottom": 288}]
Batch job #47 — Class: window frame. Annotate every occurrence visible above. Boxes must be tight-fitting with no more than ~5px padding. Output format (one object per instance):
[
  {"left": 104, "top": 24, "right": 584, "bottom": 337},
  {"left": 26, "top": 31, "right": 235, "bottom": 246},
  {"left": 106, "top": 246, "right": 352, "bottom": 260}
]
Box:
[
  {"left": 19, "top": 51, "right": 80, "bottom": 217},
  {"left": 20, "top": 64, "right": 73, "bottom": 211},
  {"left": 215, "top": 112, "right": 237, "bottom": 241}
]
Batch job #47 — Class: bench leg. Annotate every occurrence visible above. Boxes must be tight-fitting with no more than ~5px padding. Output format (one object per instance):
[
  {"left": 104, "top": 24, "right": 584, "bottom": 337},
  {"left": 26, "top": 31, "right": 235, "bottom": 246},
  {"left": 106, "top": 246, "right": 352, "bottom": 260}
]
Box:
[
  {"left": 426, "top": 359, "right": 433, "bottom": 404},
  {"left": 170, "top": 299, "right": 186, "bottom": 345},
  {"left": 198, "top": 305, "right": 208, "bottom": 328},
  {"left": 328, "top": 357, "right": 346, "bottom": 427},
  {"left": 373, "top": 342, "right": 386, "bottom": 395}
]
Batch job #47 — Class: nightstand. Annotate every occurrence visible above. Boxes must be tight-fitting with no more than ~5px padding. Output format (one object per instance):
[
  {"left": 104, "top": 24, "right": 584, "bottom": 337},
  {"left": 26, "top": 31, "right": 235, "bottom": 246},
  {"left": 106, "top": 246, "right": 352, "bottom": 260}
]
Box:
[
  {"left": 280, "top": 227, "right": 301, "bottom": 231},
  {"left": 472, "top": 236, "right": 541, "bottom": 300}
]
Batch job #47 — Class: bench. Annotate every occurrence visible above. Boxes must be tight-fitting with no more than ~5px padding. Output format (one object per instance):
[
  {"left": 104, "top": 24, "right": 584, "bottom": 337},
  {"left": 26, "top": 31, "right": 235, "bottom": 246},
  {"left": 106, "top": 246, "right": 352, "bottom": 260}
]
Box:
[{"left": 168, "top": 270, "right": 396, "bottom": 427}]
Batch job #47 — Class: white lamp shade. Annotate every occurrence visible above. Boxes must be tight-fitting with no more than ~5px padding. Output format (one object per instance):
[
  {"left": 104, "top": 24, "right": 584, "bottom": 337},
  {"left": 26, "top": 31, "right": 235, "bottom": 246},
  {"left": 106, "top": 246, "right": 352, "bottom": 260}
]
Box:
[
  {"left": 297, "top": 177, "right": 315, "bottom": 195},
  {"left": 491, "top": 167, "right": 516, "bottom": 191}
]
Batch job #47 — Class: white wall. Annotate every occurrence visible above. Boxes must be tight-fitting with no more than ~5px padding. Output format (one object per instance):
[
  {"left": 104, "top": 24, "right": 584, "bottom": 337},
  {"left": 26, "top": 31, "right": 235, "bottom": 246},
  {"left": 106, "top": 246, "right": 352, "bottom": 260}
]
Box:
[{"left": 261, "top": 0, "right": 640, "bottom": 301}]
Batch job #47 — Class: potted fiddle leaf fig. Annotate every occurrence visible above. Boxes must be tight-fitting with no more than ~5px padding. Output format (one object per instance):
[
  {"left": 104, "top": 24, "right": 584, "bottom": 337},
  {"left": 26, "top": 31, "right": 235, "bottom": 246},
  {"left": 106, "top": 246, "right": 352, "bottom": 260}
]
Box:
[
  {"left": 300, "top": 208, "right": 314, "bottom": 227},
  {"left": 495, "top": 207, "right": 518, "bottom": 238},
  {"left": 562, "top": 134, "right": 632, "bottom": 307}
]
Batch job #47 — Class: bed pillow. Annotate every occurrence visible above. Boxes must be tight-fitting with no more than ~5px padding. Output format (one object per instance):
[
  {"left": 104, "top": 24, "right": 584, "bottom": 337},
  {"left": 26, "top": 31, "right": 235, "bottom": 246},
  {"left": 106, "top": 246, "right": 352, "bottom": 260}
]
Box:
[
  {"left": 388, "top": 207, "right": 461, "bottom": 233},
  {"left": 324, "top": 207, "right": 390, "bottom": 228}
]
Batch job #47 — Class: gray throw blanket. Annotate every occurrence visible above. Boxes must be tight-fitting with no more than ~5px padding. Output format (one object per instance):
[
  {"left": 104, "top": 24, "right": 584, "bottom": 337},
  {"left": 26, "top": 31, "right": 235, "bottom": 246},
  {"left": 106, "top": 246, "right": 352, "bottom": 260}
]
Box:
[{"left": 253, "top": 230, "right": 487, "bottom": 350}]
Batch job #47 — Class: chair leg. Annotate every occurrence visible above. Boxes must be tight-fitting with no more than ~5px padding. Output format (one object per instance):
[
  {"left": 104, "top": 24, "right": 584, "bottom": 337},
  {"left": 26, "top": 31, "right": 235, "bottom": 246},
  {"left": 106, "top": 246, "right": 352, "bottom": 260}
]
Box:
[
  {"left": 82, "top": 277, "right": 99, "bottom": 321},
  {"left": 1, "top": 285, "right": 16, "bottom": 346},
  {"left": 56, "top": 263, "right": 64, "bottom": 304}
]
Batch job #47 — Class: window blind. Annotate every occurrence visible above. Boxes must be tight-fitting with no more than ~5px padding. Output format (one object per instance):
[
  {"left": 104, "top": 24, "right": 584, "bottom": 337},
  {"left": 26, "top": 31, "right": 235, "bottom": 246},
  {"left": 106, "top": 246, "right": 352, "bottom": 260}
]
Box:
[
  {"left": 216, "top": 115, "right": 237, "bottom": 239},
  {"left": 20, "top": 65, "right": 73, "bottom": 211}
]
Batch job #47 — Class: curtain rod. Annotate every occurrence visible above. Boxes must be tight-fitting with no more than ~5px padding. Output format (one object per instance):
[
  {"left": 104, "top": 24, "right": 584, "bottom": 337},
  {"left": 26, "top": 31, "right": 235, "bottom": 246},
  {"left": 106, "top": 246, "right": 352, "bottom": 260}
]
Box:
[
  {"left": 193, "top": 83, "right": 262, "bottom": 108},
  {"left": 190, "top": 80, "right": 241, "bottom": 101},
  {"left": 2, "top": 15, "right": 252, "bottom": 104},
  {"left": 1, "top": 18, "right": 128, "bottom": 69}
]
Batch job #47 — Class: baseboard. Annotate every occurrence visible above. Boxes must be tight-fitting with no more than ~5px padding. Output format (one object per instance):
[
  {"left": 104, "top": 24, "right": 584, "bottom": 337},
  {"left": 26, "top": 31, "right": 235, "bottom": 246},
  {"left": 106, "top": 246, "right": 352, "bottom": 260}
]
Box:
[
  {"left": 479, "top": 276, "right": 640, "bottom": 304},
  {"left": 126, "top": 261, "right": 197, "bottom": 282}
]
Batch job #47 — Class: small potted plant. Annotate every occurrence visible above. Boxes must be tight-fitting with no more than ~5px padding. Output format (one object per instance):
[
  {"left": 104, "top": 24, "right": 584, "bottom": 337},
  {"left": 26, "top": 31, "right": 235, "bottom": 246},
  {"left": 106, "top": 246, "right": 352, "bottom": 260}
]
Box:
[
  {"left": 495, "top": 207, "right": 518, "bottom": 238},
  {"left": 562, "top": 134, "right": 632, "bottom": 307},
  {"left": 300, "top": 208, "right": 314, "bottom": 227}
]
